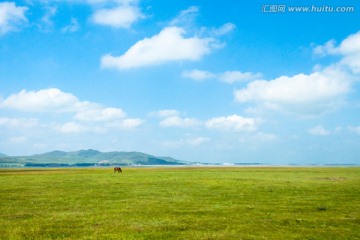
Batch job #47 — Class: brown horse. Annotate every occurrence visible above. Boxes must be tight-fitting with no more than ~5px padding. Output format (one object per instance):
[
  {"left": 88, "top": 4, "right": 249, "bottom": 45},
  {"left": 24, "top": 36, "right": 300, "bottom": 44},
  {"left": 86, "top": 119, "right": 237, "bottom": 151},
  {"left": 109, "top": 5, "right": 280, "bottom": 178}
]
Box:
[{"left": 114, "top": 167, "right": 122, "bottom": 173}]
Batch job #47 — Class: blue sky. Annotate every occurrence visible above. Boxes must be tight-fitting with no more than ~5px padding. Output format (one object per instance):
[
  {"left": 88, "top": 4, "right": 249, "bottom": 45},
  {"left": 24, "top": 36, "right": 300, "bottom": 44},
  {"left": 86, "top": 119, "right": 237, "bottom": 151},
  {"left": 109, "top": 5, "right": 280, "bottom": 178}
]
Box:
[{"left": 1, "top": 0, "right": 360, "bottom": 164}]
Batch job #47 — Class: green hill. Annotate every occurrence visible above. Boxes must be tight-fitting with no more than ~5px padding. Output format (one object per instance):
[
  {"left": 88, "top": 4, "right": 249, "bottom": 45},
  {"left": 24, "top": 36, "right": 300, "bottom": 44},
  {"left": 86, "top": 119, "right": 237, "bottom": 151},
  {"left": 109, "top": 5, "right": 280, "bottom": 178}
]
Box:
[{"left": 0, "top": 149, "right": 186, "bottom": 167}]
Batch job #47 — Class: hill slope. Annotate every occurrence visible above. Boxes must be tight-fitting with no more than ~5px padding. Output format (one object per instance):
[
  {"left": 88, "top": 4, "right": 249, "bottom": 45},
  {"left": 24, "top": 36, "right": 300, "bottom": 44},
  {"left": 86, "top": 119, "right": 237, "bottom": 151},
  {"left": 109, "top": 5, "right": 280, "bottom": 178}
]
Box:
[{"left": 0, "top": 149, "right": 186, "bottom": 167}]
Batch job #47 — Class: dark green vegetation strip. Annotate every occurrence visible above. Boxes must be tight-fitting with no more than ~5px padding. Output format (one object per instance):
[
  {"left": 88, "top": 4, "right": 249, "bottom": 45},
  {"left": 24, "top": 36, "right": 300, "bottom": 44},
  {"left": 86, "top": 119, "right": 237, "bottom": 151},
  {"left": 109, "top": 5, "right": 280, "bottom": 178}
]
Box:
[{"left": 1, "top": 167, "right": 359, "bottom": 239}]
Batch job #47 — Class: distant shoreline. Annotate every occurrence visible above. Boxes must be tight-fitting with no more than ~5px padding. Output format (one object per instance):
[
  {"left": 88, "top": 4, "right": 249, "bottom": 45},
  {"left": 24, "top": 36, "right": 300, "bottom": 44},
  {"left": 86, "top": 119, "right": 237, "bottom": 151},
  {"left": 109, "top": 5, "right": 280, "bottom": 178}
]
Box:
[{"left": 1, "top": 164, "right": 359, "bottom": 169}]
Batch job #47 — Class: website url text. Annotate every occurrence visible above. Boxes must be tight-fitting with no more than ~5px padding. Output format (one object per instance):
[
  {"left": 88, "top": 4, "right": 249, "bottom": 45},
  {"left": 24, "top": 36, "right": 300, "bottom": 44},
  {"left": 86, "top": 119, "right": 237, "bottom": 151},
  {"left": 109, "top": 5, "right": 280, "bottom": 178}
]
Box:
[{"left": 261, "top": 5, "right": 355, "bottom": 13}]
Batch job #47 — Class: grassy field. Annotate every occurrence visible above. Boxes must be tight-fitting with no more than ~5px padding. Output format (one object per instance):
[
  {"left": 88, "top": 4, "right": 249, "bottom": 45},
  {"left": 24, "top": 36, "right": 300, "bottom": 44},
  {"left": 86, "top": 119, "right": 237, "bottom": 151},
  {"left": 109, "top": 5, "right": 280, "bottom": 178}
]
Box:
[{"left": 0, "top": 167, "right": 359, "bottom": 239}]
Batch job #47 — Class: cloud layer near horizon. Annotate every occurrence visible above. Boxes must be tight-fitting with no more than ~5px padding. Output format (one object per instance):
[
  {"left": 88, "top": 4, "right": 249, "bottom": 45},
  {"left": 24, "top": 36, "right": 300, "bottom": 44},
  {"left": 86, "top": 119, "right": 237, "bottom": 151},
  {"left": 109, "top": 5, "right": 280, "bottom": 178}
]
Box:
[{"left": 0, "top": 88, "right": 143, "bottom": 133}]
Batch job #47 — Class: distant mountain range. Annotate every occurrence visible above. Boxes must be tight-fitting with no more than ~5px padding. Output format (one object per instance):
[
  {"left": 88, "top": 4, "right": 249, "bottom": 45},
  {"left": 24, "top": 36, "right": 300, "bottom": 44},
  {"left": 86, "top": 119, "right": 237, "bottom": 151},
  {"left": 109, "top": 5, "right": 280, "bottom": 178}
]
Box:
[{"left": 0, "top": 149, "right": 187, "bottom": 167}]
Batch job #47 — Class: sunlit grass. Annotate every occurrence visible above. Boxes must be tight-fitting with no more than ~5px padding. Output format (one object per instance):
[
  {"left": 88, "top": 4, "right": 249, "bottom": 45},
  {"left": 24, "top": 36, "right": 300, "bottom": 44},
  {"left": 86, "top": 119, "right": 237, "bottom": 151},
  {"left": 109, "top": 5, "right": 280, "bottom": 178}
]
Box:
[{"left": 1, "top": 167, "right": 359, "bottom": 239}]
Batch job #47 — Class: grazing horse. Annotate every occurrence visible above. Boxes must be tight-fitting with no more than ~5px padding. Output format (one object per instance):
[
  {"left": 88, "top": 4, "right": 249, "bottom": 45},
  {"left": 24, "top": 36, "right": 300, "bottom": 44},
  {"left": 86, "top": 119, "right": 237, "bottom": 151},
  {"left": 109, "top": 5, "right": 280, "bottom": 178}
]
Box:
[{"left": 114, "top": 167, "right": 122, "bottom": 173}]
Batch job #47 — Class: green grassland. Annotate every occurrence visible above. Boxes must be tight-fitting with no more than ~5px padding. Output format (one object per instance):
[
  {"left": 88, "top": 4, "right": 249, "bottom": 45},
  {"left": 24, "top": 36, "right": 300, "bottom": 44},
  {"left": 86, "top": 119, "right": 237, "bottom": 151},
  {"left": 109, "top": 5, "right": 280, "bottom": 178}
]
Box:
[{"left": 0, "top": 167, "right": 359, "bottom": 239}]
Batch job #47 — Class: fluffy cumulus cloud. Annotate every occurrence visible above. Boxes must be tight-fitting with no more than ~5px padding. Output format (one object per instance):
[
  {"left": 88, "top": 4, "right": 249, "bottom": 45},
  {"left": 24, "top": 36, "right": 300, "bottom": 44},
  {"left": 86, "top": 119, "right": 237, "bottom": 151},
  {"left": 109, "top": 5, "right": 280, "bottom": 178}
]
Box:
[
  {"left": 75, "top": 107, "right": 126, "bottom": 121},
  {"left": 313, "top": 39, "right": 337, "bottom": 56},
  {"left": 182, "top": 69, "right": 261, "bottom": 83},
  {"left": 105, "top": 118, "right": 143, "bottom": 130},
  {"left": 156, "top": 109, "right": 201, "bottom": 128},
  {"left": 0, "top": 117, "right": 38, "bottom": 129},
  {"left": 308, "top": 125, "right": 330, "bottom": 136},
  {"left": 160, "top": 116, "right": 201, "bottom": 128},
  {"left": 234, "top": 65, "right": 351, "bottom": 115},
  {"left": 182, "top": 69, "right": 216, "bottom": 81},
  {"left": 56, "top": 121, "right": 88, "bottom": 134},
  {"left": 219, "top": 71, "right": 262, "bottom": 84},
  {"left": 313, "top": 31, "right": 360, "bottom": 74},
  {"left": 155, "top": 109, "right": 180, "bottom": 118},
  {"left": 0, "top": 88, "right": 81, "bottom": 112},
  {"left": 101, "top": 26, "right": 215, "bottom": 69},
  {"left": 91, "top": 4, "right": 143, "bottom": 28},
  {"left": 233, "top": 31, "right": 360, "bottom": 116},
  {"left": 0, "top": 1, "right": 28, "bottom": 35},
  {"left": 40, "top": 0, "right": 143, "bottom": 29},
  {"left": 55, "top": 118, "right": 143, "bottom": 134},
  {"left": 0, "top": 88, "right": 143, "bottom": 132},
  {"left": 205, "top": 114, "right": 258, "bottom": 132}
]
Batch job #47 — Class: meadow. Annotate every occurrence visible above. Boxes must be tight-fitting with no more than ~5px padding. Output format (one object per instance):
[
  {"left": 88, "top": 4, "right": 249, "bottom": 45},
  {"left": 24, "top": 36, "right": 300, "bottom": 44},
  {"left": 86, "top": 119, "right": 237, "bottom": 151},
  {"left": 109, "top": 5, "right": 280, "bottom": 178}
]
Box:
[{"left": 0, "top": 167, "right": 359, "bottom": 239}]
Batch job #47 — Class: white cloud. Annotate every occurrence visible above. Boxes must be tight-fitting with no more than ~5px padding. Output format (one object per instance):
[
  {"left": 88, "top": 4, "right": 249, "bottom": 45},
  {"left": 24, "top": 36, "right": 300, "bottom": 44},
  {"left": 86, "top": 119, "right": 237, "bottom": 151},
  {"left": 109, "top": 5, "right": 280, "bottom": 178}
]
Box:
[
  {"left": 81, "top": 0, "right": 137, "bottom": 5},
  {"left": 234, "top": 65, "right": 351, "bottom": 115},
  {"left": 308, "top": 125, "right": 330, "bottom": 136},
  {"left": 169, "top": 6, "right": 199, "bottom": 26},
  {"left": 314, "top": 31, "right": 360, "bottom": 74},
  {"left": 186, "top": 137, "right": 209, "bottom": 146},
  {"left": 0, "top": 117, "right": 38, "bottom": 128},
  {"left": 178, "top": 6, "right": 199, "bottom": 15},
  {"left": 75, "top": 107, "right": 126, "bottom": 121},
  {"left": 121, "top": 118, "right": 143, "bottom": 128},
  {"left": 156, "top": 109, "right": 201, "bottom": 128},
  {"left": 348, "top": 126, "right": 360, "bottom": 135},
  {"left": 55, "top": 117, "right": 143, "bottom": 134},
  {"left": 337, "top": 31, "right": 360, "bottom": 55},
  {"left": 235, "top": 71, "right": 348, "bottom": 104},
  {"left": 338, "top": 32, "right": 360, "bottom": 74},
  {"left": 313, "top": 40, "right": 337, "bottom": 56},
  {"left": 0, "top": 2, "right": 28, "bottom": 35},
  {"left": 0, "top": 89, "right": 127, "bottom": 122},
  {"left": 219, "top": 71, "right": 262, "bottom": 83},
  {"left": 253, "top": 132, "right": 277, "bottom": 142},
  {"left": 56, "top": 121, "right": 87, "bottom": 134},
  {"left": 106, "top": 118, "right": 143, "bottom": 129},
  {"left": 40, "top": 5, "right": 57, "bottom": 30},
  {"left": 205, "top": 114, "right": 258, "bottom": 132},
  {"left": 238, "top": 31, "right": 360, "bottom": 116},
  {"left": 9, "top": 136, "right": 27, "bottom": 143},
  {"left": 155, "top": 109, "right": 180, "bottom": 118},
  {"left": 160, "top": 116, "right": 201, "bottom": 128},
  {"left": 212, "top": 22, "right": 236, "bottom": 36},
  {"left": 0, "top": 88, "right": 81, "bottom": 112},
  {"left": 101, "top": 26, "right": 215, "bottom": 69},
  {"left": 61, "top": 18, "right": 80, "bottom": 33},
  {"left": 64, "top": 0, "right": 142, "bottom": 29},
  {"left": 182, "top": 69, "right": 216, "bottom": 81},
  {"left": 183, "top": 69, "right": 261, "bottom": 83},
  {"left": 0, "top": 88, "right": 143, "bottom": 131},
  {"left": 162, "top": 136, "right": 209, "bottom": 148},
  {"left": 91, "top": 4, "right": 142, "bottom": 28}
]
